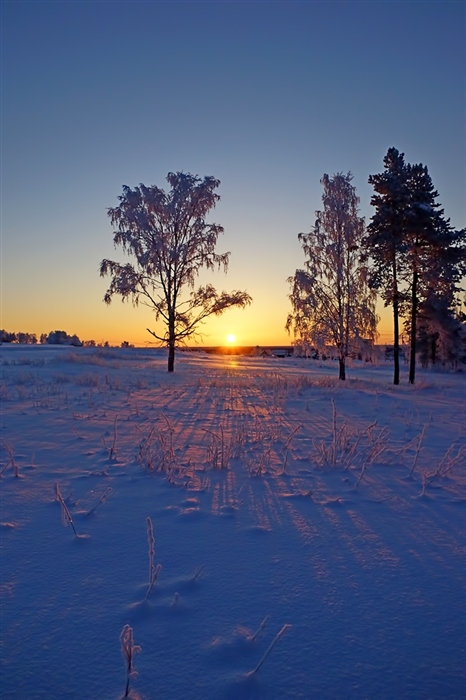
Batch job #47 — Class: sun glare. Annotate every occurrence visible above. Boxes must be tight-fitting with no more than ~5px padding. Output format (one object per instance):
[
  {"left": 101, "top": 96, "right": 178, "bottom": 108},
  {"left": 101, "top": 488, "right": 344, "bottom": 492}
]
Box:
[{"left": 226, "top": 333, "right": 236, "bottom": 344}]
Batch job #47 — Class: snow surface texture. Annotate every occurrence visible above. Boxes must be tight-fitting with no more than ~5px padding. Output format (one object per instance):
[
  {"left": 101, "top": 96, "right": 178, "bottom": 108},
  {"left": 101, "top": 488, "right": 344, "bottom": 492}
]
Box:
[{"left": 1, "top": 346, "right": 465, "bottom": 700}]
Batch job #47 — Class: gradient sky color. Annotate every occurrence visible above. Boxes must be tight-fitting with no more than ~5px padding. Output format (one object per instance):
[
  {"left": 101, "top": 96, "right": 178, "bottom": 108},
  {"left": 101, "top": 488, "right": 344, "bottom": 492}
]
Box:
[{"left": 2, "top": 0, "right": 465, "bottom": 347}]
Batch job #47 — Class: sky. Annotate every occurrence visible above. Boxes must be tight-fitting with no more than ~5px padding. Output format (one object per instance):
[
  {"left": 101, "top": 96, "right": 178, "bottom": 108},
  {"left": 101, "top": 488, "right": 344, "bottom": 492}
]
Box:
[{"left": 2, "top": 0, "right": 465, "bottom": 347}]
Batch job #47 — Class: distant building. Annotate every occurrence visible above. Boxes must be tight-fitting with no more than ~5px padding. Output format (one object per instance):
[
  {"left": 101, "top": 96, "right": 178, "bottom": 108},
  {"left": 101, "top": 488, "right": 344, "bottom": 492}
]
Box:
[
  {"left": 254, "top": 346, "right": 293, "bottom": 358},
  {"left": 272, "top": 347, "right": 293, "bottom": 358},
  {"left": 384, "top": 345, "right": 406, "bottom": 361}
]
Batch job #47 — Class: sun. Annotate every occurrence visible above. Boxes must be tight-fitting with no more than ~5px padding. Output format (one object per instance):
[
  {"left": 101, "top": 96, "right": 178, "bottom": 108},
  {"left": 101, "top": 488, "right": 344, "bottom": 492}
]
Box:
[{"left": 226, "top": 333, "right": 236, "bottom": 344}]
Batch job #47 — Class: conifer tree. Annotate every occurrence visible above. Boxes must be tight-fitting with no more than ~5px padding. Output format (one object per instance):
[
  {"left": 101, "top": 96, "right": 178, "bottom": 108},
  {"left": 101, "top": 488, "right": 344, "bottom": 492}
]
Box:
[
  {"left": 364, "top": 148, "right": 408, "bottom": 385},
  {"left": 402, "top": 163, "right": 465, "bottom": 383},
  {"left": 365, "top": 148, "right": 466, "bottom": 384}
]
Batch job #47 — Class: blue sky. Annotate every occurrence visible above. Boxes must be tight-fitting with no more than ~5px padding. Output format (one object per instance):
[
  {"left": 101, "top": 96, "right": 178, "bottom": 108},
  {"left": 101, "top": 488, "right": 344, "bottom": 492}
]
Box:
[{"left": 2, "top": 0, "right": 465, "bottom": 346}]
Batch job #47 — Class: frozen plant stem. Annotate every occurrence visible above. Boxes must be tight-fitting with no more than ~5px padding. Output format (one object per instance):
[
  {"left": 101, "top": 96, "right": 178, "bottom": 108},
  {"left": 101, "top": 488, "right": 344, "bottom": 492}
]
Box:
[
  {"left": 250, "top": 624, "right": 292, "bottom": 675},
  {"left": 86, "top": 486, "right": 113, "bottom": 516},
  {"left": 409, "top": 423, "right": 427, "bottom": 478},
  {"left": 354, "top": 463, "right": 367, "bottom": 490},
  {"left": 102, "top": 414, "right": 118, "bottom": 460},
  {"left": 331, "top": 399, "right": 337, "bottom": 467},
  {"left": 284, "top": 424, "right": 302, "bottom": 450},
  {"left": 192, "top": 565, "right": 204, "bottom": 581},
  {"left": 0, "top": 439, "right": 19, "bottom": 477},
  {"left": 120, "top": 624, "right": 141, "bottom": 698},
  {"left": 159, "top": 412, "right": 176, "bottom": 472},
  {"left": 110, "top": 414, "right": 118, "bottom": 459},
  {"left": 136, "top": 424, "right": 157, "bottom": 470},
  {"left": 436, "top": 443, "right": 465, "bottom": 477},
  {"left": 250, "top": 616, "right": 269, "bottom": 642},
  {"left": 205, "top": 426, "right": 231, "bottom": 469},
  {"left": 55, "top": 482, "right": 78, "bottom": 537},
  {"left": 282, "top": 448, "right": 289, "bottom": 475},
  {"left": 145, "top": 517, "right": 162, "bottom": 599}
]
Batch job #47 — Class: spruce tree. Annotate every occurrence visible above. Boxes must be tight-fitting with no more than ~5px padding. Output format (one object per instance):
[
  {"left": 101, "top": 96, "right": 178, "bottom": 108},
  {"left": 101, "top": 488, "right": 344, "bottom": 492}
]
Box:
[
  {"left": 364, "top": 148, "right": 408, "bottom": 385},
  {"left": 403, "top": 163, "right": 465, "bottom": 383},
  {"left": 365, "top": 149, "right": 465, "bottom": 384}
]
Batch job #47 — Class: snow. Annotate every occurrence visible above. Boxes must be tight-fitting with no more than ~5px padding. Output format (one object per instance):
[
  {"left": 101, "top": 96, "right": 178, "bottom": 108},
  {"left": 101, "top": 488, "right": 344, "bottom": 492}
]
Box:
[{"left": 1, "top": 345, "right": 465, "bottom": 699}]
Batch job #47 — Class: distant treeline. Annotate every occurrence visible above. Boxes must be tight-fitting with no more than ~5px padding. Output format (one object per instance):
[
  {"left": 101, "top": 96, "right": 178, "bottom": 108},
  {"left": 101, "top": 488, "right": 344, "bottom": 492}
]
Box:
[{"left": 1, "top": 330, "right": 101, "bottom": 347}]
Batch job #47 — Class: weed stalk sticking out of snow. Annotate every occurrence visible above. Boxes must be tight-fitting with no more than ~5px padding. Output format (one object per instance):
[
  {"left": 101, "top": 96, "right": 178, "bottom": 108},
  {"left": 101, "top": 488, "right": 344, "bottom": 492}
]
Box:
[
  {"left": 102, "top": 414, "right": 118, "bottom": 461},
  {"left": 279, "top": 425, "right": 302, "bottom": 475},
  {"left": 0, "top": 439, "right": 20, "bottom": 478},
  {"left": 136, "top": 414, "right": 181, "bottom": 481},
  {"left": 354, "top": 463, "right": 367, "bottom": 490},
  {"left": 145, "top": 516, "right": 162, "bottom": 600},
  {"left": 192, "top": 565, "right": 204, "bottom": 581},
  {"left": 409, "top": 423, "right": 428, "bottom": 478},
  {"left": 312, "top": 399, "right": 350, "bottom": 468},
  {"left": 136, "top": 424, "right": 157, "bottom": 471},
  {"left": 420, "top": 471, "right": 431, "bottom": 497},
  {"left": 331, "top": 398, "right": 338, "bottom": 466},
  {"left": 158, "top": 413, "right": 176, "bottom": 474},
  {"left": 312, "top": 401, "right": 390, "bottom": 473},
  {"left": 120, "top": 624, "right": 141, "bottom": 698},
  {"left": 249, "top": 624, "right": 292, "bottom": 675},
  {"left": 54, "top": 482, "right": 78, "bottom": 537},
  {"left": 86, "top": 486, "right": 113, "bottom": 516},
  {"left": 284, "top": 424, "right": 302, "bottom": 450},
  {"left": 282, "top": 448, "right": 289, "bottom": 475},
  {"left": 204, "top": 426, "right": 232, "bottom": 470},
  {"left": 250, "top": 616, "right": 269, "bottom": 642},
  {"left": 435, "top": 443, "right": 466, "bottom": 477}
]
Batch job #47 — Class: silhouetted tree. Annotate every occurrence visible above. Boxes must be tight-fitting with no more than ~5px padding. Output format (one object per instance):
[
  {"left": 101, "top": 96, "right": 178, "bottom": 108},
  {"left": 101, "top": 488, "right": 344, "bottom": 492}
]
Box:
[
  {"left": 364, "top": 148, "right": 409, "bottom": 385},
  {"left": 46, "top": 330, "right": 82, "bottom": 346},
  {"left": 0, "top": 330, "right": 17, "bottom": 343},
  {"left": 100, "top": 172, "right": 252, "bottom": 372},
  {"left": 17, "top": 332, "right": 37, "bottom": 344},
  {"left": 287, "top": 173, "right": 378, "bottom": 380},
  {"left": 365, "top": 148, "right": 466, "bottom": 384},
  {"left": 402, "top": 163, "right": 465, "bottom": 383}
]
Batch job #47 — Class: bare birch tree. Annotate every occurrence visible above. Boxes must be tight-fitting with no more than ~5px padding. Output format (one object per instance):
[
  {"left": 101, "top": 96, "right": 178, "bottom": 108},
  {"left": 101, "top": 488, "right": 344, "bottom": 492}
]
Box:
[
  {"left": 100, "top": 172, "right": 252, "bottom": 371},
  {"left": 287, "top": 173, "right": 378, "bottom": 380}
]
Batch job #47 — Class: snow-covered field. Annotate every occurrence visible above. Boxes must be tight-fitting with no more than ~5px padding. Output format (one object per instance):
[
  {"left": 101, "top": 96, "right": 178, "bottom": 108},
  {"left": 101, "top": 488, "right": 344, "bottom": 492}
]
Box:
[{"left": 1, "top": 345, "right": 465, "bottom": 700}]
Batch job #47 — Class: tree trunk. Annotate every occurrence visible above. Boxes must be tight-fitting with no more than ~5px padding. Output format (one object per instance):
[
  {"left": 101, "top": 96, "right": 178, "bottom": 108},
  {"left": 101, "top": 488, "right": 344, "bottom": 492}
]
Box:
[
  {"left": 409, "top": 265, "right": 418, "bottom": 385},
  {"left": 168, "top": 342, "right": 175, "bottom": 373},
  {"left": 392, "top": 260, "right": 400, "bottom": 385},
  {"left": 431, "top": 333, "right": 437, "bottom": 366},
  {"left": 393, "top": 295, "right": 400, "bottom": 385},
  {"left": 338, "top": 356, "right": 346, "bottom": 381},
  {"left": 167, "top": 314, "right": 175, "bottom": 373}
]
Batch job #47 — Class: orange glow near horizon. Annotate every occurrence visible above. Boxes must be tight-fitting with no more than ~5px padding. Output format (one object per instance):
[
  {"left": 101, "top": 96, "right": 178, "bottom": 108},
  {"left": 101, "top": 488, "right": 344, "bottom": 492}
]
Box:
[{"left": 2, "top": 289, "right": 394, "bottom": 348}]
